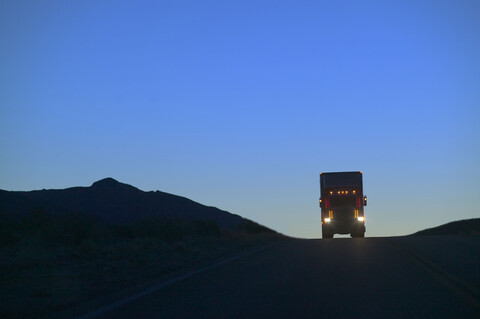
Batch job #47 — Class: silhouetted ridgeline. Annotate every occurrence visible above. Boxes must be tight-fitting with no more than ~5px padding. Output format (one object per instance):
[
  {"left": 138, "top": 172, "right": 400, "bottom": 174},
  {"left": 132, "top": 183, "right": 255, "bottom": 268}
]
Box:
[
  {"left": 0, "top": 179, "right": 279, "bottom": 318},
  {"left": 413, "top": 218, "right": 480, "bottom": 236},
  {"left": 0, "top": 177, "right": 261, "bottom": 229}
]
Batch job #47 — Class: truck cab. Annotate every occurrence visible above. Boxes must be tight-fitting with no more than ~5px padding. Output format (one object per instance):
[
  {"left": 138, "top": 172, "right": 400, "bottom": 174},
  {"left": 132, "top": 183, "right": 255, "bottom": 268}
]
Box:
[{"left": 319, "top": 171, "right": 366, "bottom": 238}]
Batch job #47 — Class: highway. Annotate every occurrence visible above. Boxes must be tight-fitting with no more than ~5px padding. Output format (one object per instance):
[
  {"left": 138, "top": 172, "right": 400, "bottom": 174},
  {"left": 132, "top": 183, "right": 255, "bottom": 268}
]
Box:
[{"left": 80, "top": 236, "right": 480, "bottom": 319}]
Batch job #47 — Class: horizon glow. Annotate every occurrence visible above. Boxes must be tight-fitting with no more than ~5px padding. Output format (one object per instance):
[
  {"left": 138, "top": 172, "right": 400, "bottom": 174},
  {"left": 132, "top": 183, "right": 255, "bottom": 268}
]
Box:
[{"left": 1, "top": 0, "right": 479, "bottom": 238}]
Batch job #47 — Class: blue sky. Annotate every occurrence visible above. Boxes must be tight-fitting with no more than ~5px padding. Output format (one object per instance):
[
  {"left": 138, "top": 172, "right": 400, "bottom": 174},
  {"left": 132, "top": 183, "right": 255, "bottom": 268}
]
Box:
[{"left": 1, "top": 0, "right": 479, "bottom": 238}]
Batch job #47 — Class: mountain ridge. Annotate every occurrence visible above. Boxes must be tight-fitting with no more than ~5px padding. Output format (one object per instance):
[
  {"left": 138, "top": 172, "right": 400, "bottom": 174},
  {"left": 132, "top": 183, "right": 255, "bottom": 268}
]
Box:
[
  {"left": 0, "top": 178, "right": 247, "bottom": 229},
  {"left": 412, "top": 218, "right": 480, "bottom": 236}
]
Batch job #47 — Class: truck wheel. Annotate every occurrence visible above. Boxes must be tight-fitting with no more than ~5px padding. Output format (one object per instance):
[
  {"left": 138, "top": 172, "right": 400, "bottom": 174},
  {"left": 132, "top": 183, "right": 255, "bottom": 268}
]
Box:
[{"left": 322, "top": 233, "right": 333, "bottom": 239}]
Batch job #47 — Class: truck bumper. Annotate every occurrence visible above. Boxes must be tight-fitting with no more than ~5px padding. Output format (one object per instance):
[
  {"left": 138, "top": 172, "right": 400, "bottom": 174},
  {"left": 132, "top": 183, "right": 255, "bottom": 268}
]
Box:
[{"left": 323, "top": 221, "right": 365, "bottom": 235}]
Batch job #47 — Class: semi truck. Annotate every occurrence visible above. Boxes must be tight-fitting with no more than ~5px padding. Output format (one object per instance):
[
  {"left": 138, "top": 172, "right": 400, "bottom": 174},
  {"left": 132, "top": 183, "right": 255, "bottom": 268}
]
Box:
[{"left": 319, "top": 171, "right": 367, "bottom": 238}]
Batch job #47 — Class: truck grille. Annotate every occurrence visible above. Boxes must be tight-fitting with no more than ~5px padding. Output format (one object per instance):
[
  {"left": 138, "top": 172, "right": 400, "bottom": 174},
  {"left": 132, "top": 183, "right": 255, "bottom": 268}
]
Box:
[{"left": 333, "top": 206, "right": 355, "bottom": 224}]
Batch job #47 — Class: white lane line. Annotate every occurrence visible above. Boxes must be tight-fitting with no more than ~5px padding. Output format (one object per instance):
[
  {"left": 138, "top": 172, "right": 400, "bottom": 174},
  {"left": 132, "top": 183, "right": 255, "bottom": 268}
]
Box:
[
  {"left": 387, "top": 239, "right": 480, "bottom": 311},
  {"left": 76, "top": 243, "right": 276, "bottom": 319}
]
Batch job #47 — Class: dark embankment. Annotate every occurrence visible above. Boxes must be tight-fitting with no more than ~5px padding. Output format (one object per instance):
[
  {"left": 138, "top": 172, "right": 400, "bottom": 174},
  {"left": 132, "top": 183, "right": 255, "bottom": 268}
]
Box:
[
  {"left": 0, "top": 179, "right": 280, "bottom": 318},
  {"left": 412, "top": 218, "right": 480, "bottom": 236}
]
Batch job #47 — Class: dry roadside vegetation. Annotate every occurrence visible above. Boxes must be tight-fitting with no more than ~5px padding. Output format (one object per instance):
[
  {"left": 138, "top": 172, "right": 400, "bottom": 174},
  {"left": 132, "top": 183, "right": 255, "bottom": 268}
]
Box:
[{"left": 0, "top": 211, "right": 281, "bottom": 318}]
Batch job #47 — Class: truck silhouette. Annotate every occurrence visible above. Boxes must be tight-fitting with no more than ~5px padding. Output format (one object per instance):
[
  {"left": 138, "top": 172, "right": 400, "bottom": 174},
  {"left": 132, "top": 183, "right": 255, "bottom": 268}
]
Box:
[{"left": 319, "top": 171, "right": 367, "bottom": 238}]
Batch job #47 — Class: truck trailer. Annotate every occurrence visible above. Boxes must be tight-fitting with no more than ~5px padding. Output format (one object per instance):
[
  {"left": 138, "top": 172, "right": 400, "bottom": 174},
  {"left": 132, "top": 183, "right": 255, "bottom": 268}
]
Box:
[{"left": 319, "top": 171, "right": 367, "bottom": 238}]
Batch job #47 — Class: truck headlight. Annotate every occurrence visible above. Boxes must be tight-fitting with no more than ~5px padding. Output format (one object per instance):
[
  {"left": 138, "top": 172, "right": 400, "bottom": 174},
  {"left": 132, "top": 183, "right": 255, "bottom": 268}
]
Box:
[
  {"left": 357, "top": 216, "right": 365, "bottom": 222},
  {"left": 324, "top": 218, "right": 331, "bottom": 223}
]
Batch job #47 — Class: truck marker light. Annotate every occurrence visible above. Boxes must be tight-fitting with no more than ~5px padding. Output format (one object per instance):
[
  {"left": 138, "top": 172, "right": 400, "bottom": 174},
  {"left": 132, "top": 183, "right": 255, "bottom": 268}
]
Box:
[
  {"left": 346, "top": 191, "right": 349, "bottom": 194},
  {"left": 353, "top": 190, "right": 356, "bottom": 194},
  {"left": 330, "top": 191, "right": 333, "bottom": 195},
  {"left": 357, "top": 216, "right": 365, "bottom": 222}
]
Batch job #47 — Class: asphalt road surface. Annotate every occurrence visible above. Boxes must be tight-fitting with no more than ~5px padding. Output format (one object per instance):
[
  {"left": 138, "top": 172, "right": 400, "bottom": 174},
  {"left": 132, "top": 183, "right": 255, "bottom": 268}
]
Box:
[{"left": 80, "top": 236, "right": 480, "bottom": 319}]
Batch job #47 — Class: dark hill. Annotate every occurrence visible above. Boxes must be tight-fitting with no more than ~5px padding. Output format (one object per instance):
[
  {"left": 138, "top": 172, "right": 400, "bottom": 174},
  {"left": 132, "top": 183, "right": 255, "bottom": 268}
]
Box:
[
  {"left": 412, "top": 218, "right": 480, "bottom": 236},
  {"left": 0, "top": 178, "right": 245, "bottom": 229}
]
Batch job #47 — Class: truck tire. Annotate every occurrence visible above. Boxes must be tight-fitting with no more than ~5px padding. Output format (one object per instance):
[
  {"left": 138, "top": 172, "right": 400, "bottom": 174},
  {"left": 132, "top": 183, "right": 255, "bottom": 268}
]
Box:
[{"left": 322, "top": 232, "right": 333, "bottom": 239}]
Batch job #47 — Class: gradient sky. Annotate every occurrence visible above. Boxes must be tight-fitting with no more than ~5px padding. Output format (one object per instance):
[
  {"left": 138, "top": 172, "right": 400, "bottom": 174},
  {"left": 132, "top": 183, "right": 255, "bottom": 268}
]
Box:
[{"left": 1, "top": 0, "right": 479, "bottom": 238}]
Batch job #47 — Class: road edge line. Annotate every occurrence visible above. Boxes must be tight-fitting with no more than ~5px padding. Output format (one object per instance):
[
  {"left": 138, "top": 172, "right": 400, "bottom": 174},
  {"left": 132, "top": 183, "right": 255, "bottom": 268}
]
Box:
[
  {"left": 387, "top": 238, "right": 480, "bottom": 312},
  {"left": 76, "top": 242, "right": 276, "bottom": 319}
]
